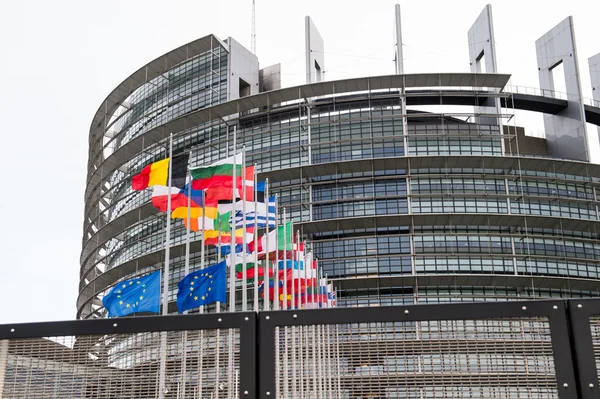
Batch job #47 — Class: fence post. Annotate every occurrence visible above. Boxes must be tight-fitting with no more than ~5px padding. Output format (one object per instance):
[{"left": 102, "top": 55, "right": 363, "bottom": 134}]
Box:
[{"left": 567, "top": 299, "right": 600, "bottom": 399}]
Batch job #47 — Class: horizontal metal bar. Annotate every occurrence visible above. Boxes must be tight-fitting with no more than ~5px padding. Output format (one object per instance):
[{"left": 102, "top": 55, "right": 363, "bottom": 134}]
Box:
[
  {"left": 260, "top": 300, "right": 564, "bottom": 328},
  {"left": 0, "top": 311, "right": 256, "bottom": 339}
]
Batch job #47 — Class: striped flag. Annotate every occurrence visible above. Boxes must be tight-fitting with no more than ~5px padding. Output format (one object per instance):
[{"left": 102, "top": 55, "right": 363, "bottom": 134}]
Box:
[{"left": 230, "top": 196, "right": 276, "bottom": 228}]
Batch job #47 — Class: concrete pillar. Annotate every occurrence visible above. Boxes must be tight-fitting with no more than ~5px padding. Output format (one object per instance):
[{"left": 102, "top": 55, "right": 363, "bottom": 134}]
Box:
[
  {"left": 536, "top": 17, "right": 589, "bottom": 161},
  {"left": 305, "top": 16, "right": 325, "bottom": 84}
]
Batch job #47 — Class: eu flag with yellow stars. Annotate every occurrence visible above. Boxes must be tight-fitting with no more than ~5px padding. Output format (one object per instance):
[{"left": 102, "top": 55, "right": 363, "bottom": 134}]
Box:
[
  {"left": 177, "top": 260, "right": 227, "bottom": 313},
  {"left": 102, "top": 271, "right": 161, "bottom": 318}
]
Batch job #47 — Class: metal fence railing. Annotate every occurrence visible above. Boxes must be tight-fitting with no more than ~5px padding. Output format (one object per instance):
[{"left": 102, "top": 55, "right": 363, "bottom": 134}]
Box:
[
  {"left": 259, "top": 301, "right": 577, "bottom": 399},
  {"left": 6, "top": 300, "right": 600, "bottom": 398},
  {"left": 0, "top": 312, "right": 256, "bottom": 399},
  {"left": 567, "top": 299, "right": 600, "bottom": 399}
]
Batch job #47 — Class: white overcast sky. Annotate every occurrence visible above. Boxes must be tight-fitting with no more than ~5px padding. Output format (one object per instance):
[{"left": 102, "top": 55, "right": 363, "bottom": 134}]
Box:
[{"left": 0, "top": 0, "right": 598, "bottom": 324}]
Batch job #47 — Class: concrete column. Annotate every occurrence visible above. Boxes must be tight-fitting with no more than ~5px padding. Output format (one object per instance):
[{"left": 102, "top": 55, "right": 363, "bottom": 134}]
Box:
[
  {"left": 467, "top": 5, "right": 503, "bottom": 143},
  {"left": 305, "top": 16, "right": 325, "bottom": 84},
  {"left": 536, "top": 17, "right": 589, "bottom": 161},
  {"left": 589, "top": 53, "right": 600, "bottom": 145},
  {"left": 394, "top": 4, "right": 404, "bottom": 74}
]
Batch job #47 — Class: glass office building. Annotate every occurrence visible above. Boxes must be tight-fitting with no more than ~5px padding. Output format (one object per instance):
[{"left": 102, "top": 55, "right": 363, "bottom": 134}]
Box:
[{"left": 79, "top": 29, "right": 600, "bottom": 319}]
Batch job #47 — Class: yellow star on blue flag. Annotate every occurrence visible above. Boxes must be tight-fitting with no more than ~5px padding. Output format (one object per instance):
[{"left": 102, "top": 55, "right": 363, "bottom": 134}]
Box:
[
  {"left": 176, "top": 261, "right": 227, "bottom": 313},
  {"left": 102, "top": 271, "right": 161, "bottom": 318}
]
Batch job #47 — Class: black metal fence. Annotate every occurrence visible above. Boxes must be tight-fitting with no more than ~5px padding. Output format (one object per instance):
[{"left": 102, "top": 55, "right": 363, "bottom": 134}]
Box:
[{"left": 2, "top": 299, "right": 600, "bottom": 398}]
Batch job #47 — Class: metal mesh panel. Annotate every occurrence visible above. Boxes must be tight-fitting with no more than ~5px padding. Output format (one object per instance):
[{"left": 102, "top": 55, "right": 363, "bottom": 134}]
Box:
[
  {"left": 275, "top": 318, "right": 557, "bottom": 398},
  {"left": 0, "top": 328, "right": 240, "bottom": 398}
]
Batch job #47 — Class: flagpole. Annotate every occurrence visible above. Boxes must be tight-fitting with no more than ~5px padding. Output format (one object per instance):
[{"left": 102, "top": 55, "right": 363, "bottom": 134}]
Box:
[
  {"left": 264, "top": 178, "right": 270, "bottom": 311},
  {"left": 289, "top": 221, "right": 297, "bottom": 395},
  {"left": 211, "top": 221, "right": 220, "bottom": 399},
  {"left": 296, "top": 231, "right": 301, "bottom": 310},
  {"left": 308, "top": 251, "right": 314, "bottom": 308},
  {"left": 296, "top": 231, "right": 305, "bottom": 394},
  {"left": 282, "top": 208, "right": 287, "bottom": 310},
  {"left": 316, "top": 260, "right": 321, "bottom": 308},
  {"left": 315, "top": 262, "right": 323, "bottom": 397},
  {"left": 277, "top": 207, "right": 294, "bottom": 397},
  {"left": 241, "top": 147, "right": 248, "bottom": 311},
  {"left": 200, "top": 190, "right": 206, "bottom": 309},
  {"left": 216, "top": 227, "right": 221, "bottom": 312},
  {"left": 196, "top": 189, "right": 207, "bottom": 398},
  {"left": 229, "top": 128, "right": 237, "bottom": 312},
  {"left": 158, "top": 132, "right": 173, "bottom": 399},
  {"left": 180, "top": 168, "right": 193, "bottom": 398},
  {"left": 324, "top": 271, "right": 329, "bottom": 309},
  {"left": 274, "top": 193, "right": 279, "bottom": 310},
  {"left": 184, "top": 170, "right": 192, "bottom": 294},
  {"left": 253, "top": 164, "right": 259, "bottom": 311},
  {"left": 227, "top": 128, "right": 237, "bottom": 399},
  {"left": 162, "top": 133, "right": 174, "bottom": 314}
]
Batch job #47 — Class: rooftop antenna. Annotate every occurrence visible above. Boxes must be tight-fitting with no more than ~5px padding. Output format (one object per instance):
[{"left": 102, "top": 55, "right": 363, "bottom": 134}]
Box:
[{"left": 251, "top": 0, "right": 256, "bottom": 54}]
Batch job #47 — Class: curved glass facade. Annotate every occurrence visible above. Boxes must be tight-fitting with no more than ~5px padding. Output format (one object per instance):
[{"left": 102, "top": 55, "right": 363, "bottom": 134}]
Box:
[{"left": 80, "top": 36, "right": 600, "bottom": 320}]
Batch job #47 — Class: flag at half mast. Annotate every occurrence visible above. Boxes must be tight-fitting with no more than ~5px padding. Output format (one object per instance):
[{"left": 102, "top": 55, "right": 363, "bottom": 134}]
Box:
[
  {"left": 191, "top": 154, "right": 254, "bottom": 201},
  {"left": 131, "top": 154, "right": 191, "bottom": 212},
  {"left": 176, "top": 260, "right": 227, "bottom": 313},
  {"left": 248, "top": 221, "right": 293, "bottom": 255},
  {"left": 102, "top": 271, "right": 161, "bottom": 318}
]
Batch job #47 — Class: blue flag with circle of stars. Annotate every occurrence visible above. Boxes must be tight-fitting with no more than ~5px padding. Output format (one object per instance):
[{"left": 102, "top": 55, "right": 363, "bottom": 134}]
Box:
[
  {"left": 102, "top": 271, "right": 161, "bottom": 318},
  {"left": 177, "top": 260, "right": 227, "bottom": 313}
]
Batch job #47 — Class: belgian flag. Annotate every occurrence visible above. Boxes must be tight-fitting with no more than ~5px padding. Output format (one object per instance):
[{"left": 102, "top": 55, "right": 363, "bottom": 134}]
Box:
[{"left": 131, "top": 154, "right": 191, "bottom": 212}]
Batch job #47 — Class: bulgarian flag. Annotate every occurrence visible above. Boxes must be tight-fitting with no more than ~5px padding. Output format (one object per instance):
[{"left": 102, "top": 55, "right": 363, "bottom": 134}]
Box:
[
  {"left": 227, "top": 254, "right": 264, "bottom": 280},
  {"left": 248, "top": 221, "right": 293, "bottom": 255},
  {"left": 191, "top": 154, "right": 254, "bottom": 201}
]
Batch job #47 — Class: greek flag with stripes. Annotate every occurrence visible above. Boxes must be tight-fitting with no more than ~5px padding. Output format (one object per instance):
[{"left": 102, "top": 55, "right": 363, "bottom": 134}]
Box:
[{"left": 231, "top": 196, "right": 276, "bottom": 228}]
